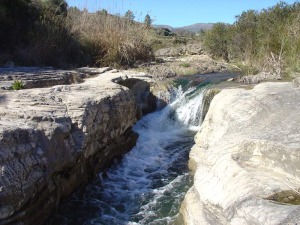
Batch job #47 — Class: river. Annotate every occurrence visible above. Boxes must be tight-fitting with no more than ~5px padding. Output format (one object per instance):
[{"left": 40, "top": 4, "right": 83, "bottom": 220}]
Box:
[{"left": 53, "top": 85, "right": 207, "bottom": 225}]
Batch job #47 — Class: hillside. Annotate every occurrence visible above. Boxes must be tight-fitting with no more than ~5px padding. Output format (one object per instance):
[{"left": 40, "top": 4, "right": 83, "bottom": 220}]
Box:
[{"left": 154, "top": 23, "right": 214, "bottom": 33}]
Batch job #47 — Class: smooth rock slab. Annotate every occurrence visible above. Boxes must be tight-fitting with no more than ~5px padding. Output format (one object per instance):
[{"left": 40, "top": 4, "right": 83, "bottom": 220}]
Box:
[{"left": 180, "top": 82, "right": 300, "bottom": 225}]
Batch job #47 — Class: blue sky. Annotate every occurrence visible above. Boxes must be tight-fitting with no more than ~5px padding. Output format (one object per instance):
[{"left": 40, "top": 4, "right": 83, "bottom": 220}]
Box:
[{"left": 66, "top": 0, "right": 299, "bottom": 27}]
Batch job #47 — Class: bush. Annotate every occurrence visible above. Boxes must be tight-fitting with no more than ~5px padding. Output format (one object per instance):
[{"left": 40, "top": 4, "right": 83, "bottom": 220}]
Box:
[
  {"left": 204, "top": 23, "right": 230, "bottom": 61},
  {"left": 180, "top": 63, "right": 190, "bottom": 68},
  {"left": 203, "top": 2, "right": 300, "bottom": 76},
  {"left": 11, "top": 80, "right": 24, "bottom": 90}
]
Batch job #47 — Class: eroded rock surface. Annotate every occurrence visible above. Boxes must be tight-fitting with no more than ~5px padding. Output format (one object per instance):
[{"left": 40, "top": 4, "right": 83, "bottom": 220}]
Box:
[
  {"left": 0, "top": 67, "right": 112, "bottom": 90},
  {"left": 0, "top": 70, "right": 156, "bottom": 224},
  {"left": 181, "top": 82, "right": 300, "bottom": 224}
]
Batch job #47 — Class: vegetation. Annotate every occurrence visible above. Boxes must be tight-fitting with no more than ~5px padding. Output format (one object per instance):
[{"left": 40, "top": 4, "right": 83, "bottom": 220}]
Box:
[
  {"left": 203, "top": 2, "right": 300, "bottom": 76},
  {"left": 70, "top": 9, "right": 154, "bottom": 67},
  {"left": 144, "top": 14, "right": 152, "bottom": 27},
  {"left": 2, "top": 0, "right": 299, "bottom": 76},
  {"left": 0, "top": 0, "right": 154, "bottom": 68},
  {"left": 11, "top": 80, "right": 24, "bottom": 90},
  {"left": 180, "top": 63, "right": 190, "bottom": 68}
]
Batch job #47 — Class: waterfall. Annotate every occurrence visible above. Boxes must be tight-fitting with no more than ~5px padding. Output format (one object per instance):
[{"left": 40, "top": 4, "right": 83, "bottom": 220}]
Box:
[{"left": 54, "top": 86, "right": 207, "bottom": 225}]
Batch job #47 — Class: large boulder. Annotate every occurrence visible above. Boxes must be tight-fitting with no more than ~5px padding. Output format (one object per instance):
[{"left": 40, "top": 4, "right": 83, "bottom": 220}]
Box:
[
  {"left": 0, "top": 70, "right": 155, "bottom": 224},
  {"left": 180, "top": 82, "right": 300, "bottom": 224}
]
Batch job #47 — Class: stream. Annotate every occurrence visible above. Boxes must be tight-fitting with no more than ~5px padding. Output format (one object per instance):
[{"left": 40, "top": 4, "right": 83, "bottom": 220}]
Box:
[{"left": 53, "top": 85, "right": 207, "bottom": 225}]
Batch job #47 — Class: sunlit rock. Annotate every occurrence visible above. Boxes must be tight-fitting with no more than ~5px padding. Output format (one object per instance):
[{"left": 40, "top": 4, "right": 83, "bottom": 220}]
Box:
[{"left": 181, "top": 82, "right": 300, "bottom": 224}]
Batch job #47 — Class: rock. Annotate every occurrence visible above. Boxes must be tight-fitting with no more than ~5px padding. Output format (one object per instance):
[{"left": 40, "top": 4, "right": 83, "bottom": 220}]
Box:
[
  {"left": 180, "top": 82, "right": 300, "bottom": 224},
  {"left": 155, "top": 43, "right": 204, "bottom": 57},
  {"left": 118, "top": 78, "right": 157, "bottom": 119},
  {"left": 292, "top": 77, "right": 300, "bottom": 87},
  {"left": 0, "top": 70, "right": 157, "bottom": 224},
  {"left": 0, "top": 67, "right": 116, "bottom": 90},
  {"left": 0, "top": 67, "right": 85, "bottom": 90},
  {"left": 238, "top": 72, "right": 280, "bottom": 84},
  {"left": 288, "top": 195, "right": 296, "bottom": 201},
  {"left": 77, "top": 67, "right": 111, "bottom": 75}
]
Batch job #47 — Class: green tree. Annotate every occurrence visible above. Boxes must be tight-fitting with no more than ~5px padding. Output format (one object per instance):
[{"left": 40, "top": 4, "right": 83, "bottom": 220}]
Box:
[
  {"left": 0, "top": 0, "right": 40, "bottom": 51},
  {"left": 232, "top": 10, "right": 259, "bottom": 62},
  {"left": 204, "top": 22, "right": 231, "bottom": 61},
  {"left": 124, "top": 10, "right": 134, "bottom": 21},
  {"left": 40, "top": 0, "right": 68, "bottom": 17},
  {"left": 99, "top": 9, "right": 108, "bottom": 16},
  {"left": 144, "top": 14, "right": 152, "bottom": 27}
]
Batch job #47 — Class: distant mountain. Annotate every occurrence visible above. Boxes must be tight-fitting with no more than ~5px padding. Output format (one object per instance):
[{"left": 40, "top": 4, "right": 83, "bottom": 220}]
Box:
[
  {"left": 154, "top": 23, "right": 214, "bottom": 33},
  {"left": 177, "top": 23, "right": 214, "bottom": 32}
]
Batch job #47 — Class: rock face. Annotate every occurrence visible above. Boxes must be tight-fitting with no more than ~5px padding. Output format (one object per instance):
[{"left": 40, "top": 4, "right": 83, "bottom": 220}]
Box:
[
  {"left": 0, "top": 70, "right": 156, "bottom": 224},
  {"left": 180, "top": 82, "right": 300, "bottom": 224}
]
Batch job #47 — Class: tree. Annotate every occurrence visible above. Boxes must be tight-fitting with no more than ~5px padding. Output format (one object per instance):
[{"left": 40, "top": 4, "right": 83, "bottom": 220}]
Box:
[
  {"left": 124, "top": 10, "right": 134, "bottom": 21},
  {"left": 99, "top": 9, "right": 108, "bottom": 16},
  {"left": 204, "top": 23, "right": 231, "bottom": 61},
  {"left": 41, "top": 0, "right": 68, "bottom": 17},
  {"left": 0, "top": 0, "right": 40, "bottom": 50},
  {"left": 144, "top": 14, "right": 152, "bottom": 27},
  {"left": 232, "top": 10, "right": 259, "bottom": 61}
]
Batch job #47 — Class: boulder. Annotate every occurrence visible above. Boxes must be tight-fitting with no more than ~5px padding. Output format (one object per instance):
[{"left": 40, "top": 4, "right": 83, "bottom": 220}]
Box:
[
  {"left": 180, "top": 82, "right": 300, "bottom": 224},
  {"left": 0, "top": 70, "right": 155, "bottom": 224},
  {"left": 292, "top": 77, "right": 300, "bottom": 88}
]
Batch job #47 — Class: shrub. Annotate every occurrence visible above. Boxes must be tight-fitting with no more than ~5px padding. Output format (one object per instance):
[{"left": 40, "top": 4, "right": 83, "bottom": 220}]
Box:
[
  {"left": 204, "top": 2, "right": 300, "bottom": 76},
  {"left": 180, "top": 63, "right": 190, "bottom": 68},
  {"left": 11, "top": 80, "right": 24, "bottom": 90}
]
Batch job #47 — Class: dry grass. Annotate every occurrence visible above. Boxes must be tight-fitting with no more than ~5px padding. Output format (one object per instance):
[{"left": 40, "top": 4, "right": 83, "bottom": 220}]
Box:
[{"left": 69, "top": 12, "right": 154, "bottom": 68}]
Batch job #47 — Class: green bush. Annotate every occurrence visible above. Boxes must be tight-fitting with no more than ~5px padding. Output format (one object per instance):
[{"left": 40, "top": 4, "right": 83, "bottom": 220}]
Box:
[
  {"left": 180, "top": 63, "right": 190, "bottom": 68},
  {"left": 11, "top": 80, "right": 24, "bottom": 90},
  {"left": 203, "top": 2, "right": 300, "bottom": 76}
]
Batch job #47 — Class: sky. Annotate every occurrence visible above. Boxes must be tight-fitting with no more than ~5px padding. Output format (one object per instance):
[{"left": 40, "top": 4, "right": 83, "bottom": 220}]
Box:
[{"left": 66, "top": 0, "right": 299, "bottom": 27}]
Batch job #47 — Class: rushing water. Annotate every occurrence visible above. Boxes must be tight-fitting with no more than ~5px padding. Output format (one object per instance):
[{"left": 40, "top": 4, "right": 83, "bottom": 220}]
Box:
[{"left": 54, "top": 86, "right": 206, "bottom": 225}]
